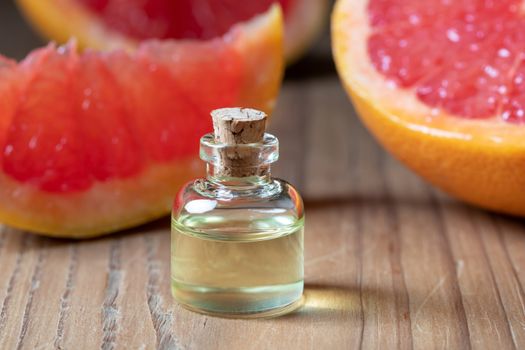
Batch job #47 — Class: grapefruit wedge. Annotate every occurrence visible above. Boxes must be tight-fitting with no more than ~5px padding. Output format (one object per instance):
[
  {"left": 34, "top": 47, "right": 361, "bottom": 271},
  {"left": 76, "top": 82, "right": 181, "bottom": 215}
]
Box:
[
  {"left": 16, "top": 0, "right": 328, "bottom": 62},
  {"left": 0, "top": 7, "right": 283, "bottom": 238},
  {"left": 333, "top": 0, "right": 525, "bottom": 216}
]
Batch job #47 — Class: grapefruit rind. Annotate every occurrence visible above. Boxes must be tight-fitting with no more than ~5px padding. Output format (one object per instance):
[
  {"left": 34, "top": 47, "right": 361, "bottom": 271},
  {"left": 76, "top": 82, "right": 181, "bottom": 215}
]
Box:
[
  {"left": 233, "top": 6, "right": 284, "bottom": 113},
  {"left": 332, "top": 0, "right": 525, "bottom": 216},
  {"left": 16, "top": 0, "right": 136, "bottom": 52},
  {"left": 0, "top": 160, "right": 199, "bottom": 238},
  {"left": 0, "top": 7, "right": 284, "bottom": 238}
]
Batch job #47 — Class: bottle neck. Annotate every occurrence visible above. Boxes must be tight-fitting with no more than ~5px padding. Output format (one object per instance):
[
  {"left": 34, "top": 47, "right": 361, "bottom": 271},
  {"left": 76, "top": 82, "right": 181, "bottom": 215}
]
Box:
[
  {"left": 206, "top": 163, "right": 272, "bottom": 187},
  {"left": 198, "top": 132, "right": 279, "bottom": 194}
]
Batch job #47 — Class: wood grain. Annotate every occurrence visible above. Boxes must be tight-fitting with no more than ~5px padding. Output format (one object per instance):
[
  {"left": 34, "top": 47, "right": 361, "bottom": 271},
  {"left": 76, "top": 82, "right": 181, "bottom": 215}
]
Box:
[
  {"left": 0, "top": 76, "right": 523, "bottom": 349},
  {"left": 1, "top": 2, "right": 525, "bottom": 349}
]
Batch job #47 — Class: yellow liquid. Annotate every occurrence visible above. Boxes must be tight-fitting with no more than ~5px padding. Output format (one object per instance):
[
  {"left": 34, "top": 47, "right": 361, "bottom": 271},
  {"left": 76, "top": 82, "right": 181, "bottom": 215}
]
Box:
[{"left": 171, "top": 217, "right": 304, "bottom": 317}]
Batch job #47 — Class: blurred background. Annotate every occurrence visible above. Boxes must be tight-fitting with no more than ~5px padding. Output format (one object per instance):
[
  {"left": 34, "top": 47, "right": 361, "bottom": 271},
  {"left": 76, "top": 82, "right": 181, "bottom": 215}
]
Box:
[{"left": 0, "top": 1, "right": 43, "bottom": 59}]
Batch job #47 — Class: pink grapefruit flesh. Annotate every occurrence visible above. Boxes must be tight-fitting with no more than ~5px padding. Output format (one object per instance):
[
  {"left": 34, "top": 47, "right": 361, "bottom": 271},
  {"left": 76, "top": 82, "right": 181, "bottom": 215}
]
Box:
[
  {"left": 0, "top": 7, "right": 284, "bottom": 237},
  {"left": 368, "top": 0, "right": 525, "bottom": 123},
  {"left": 79, "top": 0, "right": 296, "bottom": 41}
]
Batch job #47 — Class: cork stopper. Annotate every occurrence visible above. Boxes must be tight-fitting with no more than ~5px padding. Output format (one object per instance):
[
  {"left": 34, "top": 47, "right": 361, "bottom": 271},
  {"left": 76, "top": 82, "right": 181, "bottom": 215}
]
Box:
[{"left": 210, "top": 108, "right": 268, "bottom": 177}]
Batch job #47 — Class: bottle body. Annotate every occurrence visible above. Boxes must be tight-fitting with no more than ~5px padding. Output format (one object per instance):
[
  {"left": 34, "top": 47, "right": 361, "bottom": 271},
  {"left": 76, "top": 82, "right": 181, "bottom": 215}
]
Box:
[{"left": 171, "top": 178, "right": 304, "bottom": 318}]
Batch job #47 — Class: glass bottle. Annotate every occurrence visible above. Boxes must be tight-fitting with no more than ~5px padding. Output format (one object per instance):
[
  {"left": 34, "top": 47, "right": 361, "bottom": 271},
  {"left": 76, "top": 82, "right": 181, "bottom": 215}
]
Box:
[{"left": 171, "top": 108, "right": 304, "bottom": 318}]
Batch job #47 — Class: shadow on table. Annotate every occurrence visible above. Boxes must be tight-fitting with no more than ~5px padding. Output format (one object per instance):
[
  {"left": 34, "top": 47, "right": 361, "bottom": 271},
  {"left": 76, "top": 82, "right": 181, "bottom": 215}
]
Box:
[
  {"left": 302, "top": 193, "right": 441, "bottom": 216},
  {"left": 303, "top": 192, "right": 516, "bottom": 217},
  {"left": 19, "top": 215, "right": 171, "bottom": 251}
]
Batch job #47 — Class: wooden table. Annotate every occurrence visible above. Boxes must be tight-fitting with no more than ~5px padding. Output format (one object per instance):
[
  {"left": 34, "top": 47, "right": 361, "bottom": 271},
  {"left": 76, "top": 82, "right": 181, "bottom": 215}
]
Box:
[{"left": 1, "top": 3, "right": 525, "bottom": 349}]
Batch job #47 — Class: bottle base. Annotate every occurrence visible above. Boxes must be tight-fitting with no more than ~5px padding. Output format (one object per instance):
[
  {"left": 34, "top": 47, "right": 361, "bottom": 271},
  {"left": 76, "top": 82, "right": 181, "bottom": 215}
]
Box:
[{"left": 171, "top": 279, "right": 304, "bottom": 319}]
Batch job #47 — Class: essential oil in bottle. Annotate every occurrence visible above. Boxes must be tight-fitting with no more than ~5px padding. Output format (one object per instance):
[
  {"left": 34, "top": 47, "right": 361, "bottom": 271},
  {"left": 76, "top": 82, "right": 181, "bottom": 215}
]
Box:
[{"left": 171, "top": 107, "right": 304, "bottom": 318}]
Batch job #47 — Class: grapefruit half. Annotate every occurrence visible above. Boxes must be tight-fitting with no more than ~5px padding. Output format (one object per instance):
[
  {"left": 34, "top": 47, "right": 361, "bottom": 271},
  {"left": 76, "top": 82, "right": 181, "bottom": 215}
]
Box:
[
  {"left": 0, "top": 6, "right": 283, "bottom": 238},
  {"left": 333, "top": 0, "right": 525, "bottom": 216},
  {"left": 16, "top": 0, "right": 328, "bottom": 62}
]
